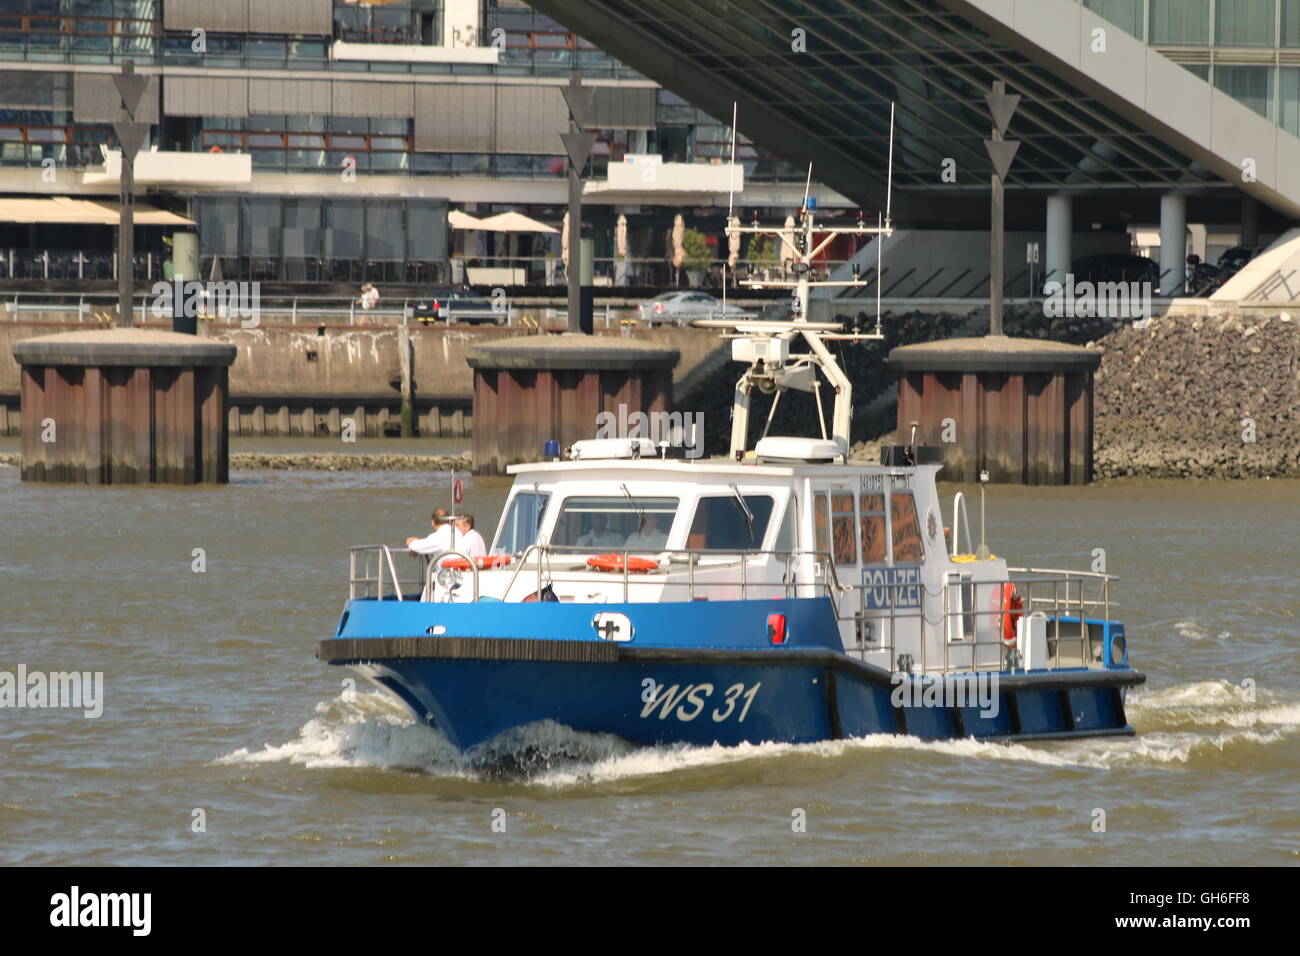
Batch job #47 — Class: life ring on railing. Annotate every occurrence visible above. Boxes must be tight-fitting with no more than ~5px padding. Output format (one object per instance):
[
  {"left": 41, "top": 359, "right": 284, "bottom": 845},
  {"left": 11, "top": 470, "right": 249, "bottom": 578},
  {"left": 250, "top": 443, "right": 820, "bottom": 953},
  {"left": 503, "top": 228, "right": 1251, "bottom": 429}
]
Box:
[
  {"left": 998, "top": 582, "right": 1024, "bottom": 646},
  {"left": 587, "top": 553, "right": 658, "bottom": 573},
  {"left": 440, "top": 554, "right": 513, "bottom": 571},
  {"left": 209, "top": 145, "right": 223, "bottom": 153}
]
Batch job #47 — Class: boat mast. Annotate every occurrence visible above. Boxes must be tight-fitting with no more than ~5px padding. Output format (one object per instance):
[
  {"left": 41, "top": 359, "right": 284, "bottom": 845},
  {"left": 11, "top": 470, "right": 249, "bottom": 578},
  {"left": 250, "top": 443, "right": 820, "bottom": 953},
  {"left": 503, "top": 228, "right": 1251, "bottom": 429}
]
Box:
[{"left": 706, "top": 106, "right": 897, "bottom": 461}]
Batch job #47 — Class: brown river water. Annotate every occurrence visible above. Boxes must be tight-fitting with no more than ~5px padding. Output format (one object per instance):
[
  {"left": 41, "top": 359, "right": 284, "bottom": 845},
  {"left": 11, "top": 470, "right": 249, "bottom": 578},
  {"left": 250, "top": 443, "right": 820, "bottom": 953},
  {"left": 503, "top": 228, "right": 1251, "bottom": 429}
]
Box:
[{"left": 1, "top": 439, "right": 1297, "bottom": 865}]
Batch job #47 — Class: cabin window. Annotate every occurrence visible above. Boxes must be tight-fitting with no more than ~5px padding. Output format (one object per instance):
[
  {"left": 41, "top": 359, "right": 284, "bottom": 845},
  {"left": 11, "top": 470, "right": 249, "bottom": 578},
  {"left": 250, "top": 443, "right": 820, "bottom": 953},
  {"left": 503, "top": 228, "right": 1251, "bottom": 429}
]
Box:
[
  {"left": 550, "top": 496, "right": 679, "bottom": 552},
  {"left": 860, "top": 493, "right": 886, "bottom": 564},
  {"left": 890, "top": 491, "right": 925, "bottom": 563},
  {"left": 686, "top": 495, "right": 776, "bottom": 551},
  {"left": 831, "top": 492, "right": 856, "bottom": 565},
  {"left": 494, "top": 491, "right": 550, "bottom": 555},
  {"left": 775, "top": 496, "right": 797, "bottom": 553},
  {"left": 813, "top": 493, "right": 830, "bottom": 555}
]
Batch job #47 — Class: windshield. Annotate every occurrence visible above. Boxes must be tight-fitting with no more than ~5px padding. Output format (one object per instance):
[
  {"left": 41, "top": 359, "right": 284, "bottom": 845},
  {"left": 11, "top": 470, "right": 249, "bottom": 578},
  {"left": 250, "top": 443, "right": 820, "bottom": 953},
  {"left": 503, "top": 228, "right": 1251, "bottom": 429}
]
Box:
[
  {"left": 551, "top": 496, "right": 679, "bottom": 552},
  {"left": 686, "top": 495, "right": 775, "bottom": 551},
  {"left": 493, "top": 491, "right": 550, "bottom": 555}
]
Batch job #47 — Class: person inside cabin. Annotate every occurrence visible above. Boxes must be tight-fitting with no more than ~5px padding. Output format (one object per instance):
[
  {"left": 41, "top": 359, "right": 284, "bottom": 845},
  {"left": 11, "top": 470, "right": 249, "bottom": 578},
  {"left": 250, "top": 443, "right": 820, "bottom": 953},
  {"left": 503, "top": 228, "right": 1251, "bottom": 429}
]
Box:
[
  {"left": 623, "top": 512, "right": 668, "bottom": 552},
  {"left": 577, "top": 513, "right": 623, "bottom": 550},
  {"left": 407, "top": 508, "right": 454, "bottom": 557},
  {"left": 454, "top": 514, "right": 488, "bottom": 560}
]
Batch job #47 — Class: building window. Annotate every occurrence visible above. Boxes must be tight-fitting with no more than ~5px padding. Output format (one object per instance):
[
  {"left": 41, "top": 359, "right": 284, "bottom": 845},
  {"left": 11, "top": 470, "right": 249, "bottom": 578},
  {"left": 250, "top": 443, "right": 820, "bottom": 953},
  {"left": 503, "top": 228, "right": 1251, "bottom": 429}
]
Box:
[
  {"left": 1284, "top": 0, "right": 1300, "bottom": 45},
  {"left": 1217, "top": 0, "right": 1276, "bottom": 46},
  {"left": 1280, "top": 67, "right": 1300, "bottom": 134},
  {"left": 1083, "top": 0, "right": 1143, "bottom": 40},
  {"left": 1149, "top": 0, "right": 1211, "bottom": 45},
  {"left": 1215, "top": 65, "right": 1276, "bottom": 121}
]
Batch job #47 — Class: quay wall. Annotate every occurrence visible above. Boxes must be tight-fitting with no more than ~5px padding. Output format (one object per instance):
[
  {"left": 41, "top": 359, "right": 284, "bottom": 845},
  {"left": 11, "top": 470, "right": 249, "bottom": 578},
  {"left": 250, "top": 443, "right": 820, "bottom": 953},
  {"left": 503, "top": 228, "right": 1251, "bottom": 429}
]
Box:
[{"left": 0, "top": 319, "right": 720, "bottom": 439}]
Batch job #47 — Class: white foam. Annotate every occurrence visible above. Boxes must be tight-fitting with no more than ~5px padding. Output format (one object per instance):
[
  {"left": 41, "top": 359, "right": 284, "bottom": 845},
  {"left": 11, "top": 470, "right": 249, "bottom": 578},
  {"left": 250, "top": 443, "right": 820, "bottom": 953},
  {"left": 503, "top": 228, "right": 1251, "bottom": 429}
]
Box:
[
  {"left": 217, "top": 691, "right": 473, "bottom": 775},
  {"left": 1172, "top": 619, "right": 1233, "bottom": 641},
  {"left": 218, "top": 680, "right": 1300, "bottom": 784}
]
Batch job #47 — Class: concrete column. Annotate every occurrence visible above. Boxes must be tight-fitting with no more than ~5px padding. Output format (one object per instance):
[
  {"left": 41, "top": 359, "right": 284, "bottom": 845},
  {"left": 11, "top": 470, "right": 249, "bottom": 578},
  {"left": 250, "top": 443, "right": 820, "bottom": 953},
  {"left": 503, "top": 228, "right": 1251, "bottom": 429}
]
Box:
[
  {"left": 1159, "top": 192, "right": 1187, "bottom": 295},
  {"left": 1045, "top": 194, "right": 1072, "bottom": 291},
  {"left": 172, "top": 231, "right": 198, "bottom": 280},
  {"left": 1241, "top": 195, "right": 1260, "bottom": 248}
]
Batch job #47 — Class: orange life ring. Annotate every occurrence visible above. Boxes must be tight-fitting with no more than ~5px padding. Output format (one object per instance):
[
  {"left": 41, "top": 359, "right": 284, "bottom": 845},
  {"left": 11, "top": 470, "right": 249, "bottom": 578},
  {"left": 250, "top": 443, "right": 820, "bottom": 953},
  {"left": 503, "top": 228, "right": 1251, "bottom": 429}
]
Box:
[
  {"left": 209, "top": 145, "right": 223, "bottom": 153},
  {"left": 587, "top": 553, "right": 658, "bottom": 573},
  {"left": 998, "top": 582, "right": 1024, "bottom": 646},
  {"left": 440, "top": 554, "right": 513, "bottom": 570}
]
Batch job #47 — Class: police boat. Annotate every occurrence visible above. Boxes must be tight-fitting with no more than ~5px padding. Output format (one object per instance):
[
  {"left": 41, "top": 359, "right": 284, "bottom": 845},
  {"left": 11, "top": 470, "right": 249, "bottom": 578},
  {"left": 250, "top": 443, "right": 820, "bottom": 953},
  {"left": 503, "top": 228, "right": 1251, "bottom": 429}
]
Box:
[{"left": 316, "top": 198, "right": 1145, "bottom": 754}]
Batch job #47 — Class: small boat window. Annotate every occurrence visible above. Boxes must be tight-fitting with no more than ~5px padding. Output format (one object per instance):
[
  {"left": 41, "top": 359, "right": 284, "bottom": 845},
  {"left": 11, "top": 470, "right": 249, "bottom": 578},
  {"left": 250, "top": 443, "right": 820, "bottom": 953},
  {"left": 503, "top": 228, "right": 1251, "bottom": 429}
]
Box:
[
  {"left": 494, "top": 491, "right": 550, "bottom": 555},
  {"left": 890, "top": 491, "right": 925, "bottom": 563},
  {"left": 814, "top": 493, "right": 830, "bottom": 556},
  {"left": 550, "top": 496, "right": 679, "bottom": 552},
  {"left": 831, "top": 493, "right": 856, "bottom": 565},
  {"left": 686, "top": 495, "right": 776, "bottom": 551},
  {"left": 860, "top": 493, "right": 886, "bottom": 564}
]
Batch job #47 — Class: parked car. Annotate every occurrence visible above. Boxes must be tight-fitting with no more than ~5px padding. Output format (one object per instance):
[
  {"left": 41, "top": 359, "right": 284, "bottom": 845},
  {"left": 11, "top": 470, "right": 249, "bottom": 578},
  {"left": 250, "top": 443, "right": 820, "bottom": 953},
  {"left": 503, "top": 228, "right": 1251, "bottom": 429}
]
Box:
[
  {"left": 1070, "top": 254, "right": 1161, "bottom": 287},
  {"left": 1216, "top": 245, "right": 1263, "bottom": 283},
  {"left": 637, "top": 291, "right": 754, "bottom": 326},
  {"left": 412, "top": 288, "right": 503, "bottom": 325}
]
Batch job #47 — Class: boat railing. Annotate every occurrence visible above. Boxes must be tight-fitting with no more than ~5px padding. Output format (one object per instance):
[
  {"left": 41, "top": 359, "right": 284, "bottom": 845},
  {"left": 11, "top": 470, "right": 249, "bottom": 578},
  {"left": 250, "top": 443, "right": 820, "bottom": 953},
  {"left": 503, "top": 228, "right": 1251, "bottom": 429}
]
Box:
[
  {"left": 830, "top": 566, "right": 1116, "bottom": 675},
  {"left": 349, "top": 544, "right": 427, "bottom": 601},
  {"left": 489, "top": 545, "right": 849, "bottom": 604},
  {"left": 348, "top": 544, "right": 480, "bottom": 602},
  {"left": 346, "top": 545, "right": 1117, "bottom": 674}
]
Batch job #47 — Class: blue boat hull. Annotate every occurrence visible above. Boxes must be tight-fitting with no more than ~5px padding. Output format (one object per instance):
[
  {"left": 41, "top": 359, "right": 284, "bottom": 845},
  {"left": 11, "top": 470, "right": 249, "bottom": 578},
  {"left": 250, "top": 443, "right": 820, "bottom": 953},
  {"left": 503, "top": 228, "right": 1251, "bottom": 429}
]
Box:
[{"left": 319, "top": 597, "right": 1144, "bottom": 752}]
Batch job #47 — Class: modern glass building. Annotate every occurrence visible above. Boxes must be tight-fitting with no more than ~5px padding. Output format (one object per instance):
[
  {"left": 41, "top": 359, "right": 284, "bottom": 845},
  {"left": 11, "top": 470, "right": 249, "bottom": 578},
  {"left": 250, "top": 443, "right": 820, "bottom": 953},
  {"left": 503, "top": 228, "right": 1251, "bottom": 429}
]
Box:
[
  {"left": 0, "top": 0, "right": 1297, "bottom": 293},
  {"left": 0, "top": 0, "right": 811, "bottom": 287},
  {"left": 529, "top": 0, "right": 1300, "bottom": 292}
]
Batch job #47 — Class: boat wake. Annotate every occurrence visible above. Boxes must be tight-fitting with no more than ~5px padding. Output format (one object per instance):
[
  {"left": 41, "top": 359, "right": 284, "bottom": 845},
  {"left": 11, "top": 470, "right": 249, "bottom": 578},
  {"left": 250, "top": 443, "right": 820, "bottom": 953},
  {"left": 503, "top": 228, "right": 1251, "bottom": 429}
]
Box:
[
  {"left": 216, "top": 691, "right": 635, "bottom": 781},
  {"left": 217, "top": 680, "right": 1300, "bottom": 785}
]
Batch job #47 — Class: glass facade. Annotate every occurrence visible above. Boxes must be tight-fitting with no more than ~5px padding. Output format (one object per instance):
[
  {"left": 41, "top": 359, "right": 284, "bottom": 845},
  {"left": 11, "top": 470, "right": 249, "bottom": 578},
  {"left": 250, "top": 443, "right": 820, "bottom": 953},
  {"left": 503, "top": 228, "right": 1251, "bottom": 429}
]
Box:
[
  {"left": 199, "top": 195, "right": 449, "bottom": 283},
  {"left": 1081, "top": 0, "right": 1300, "bottom": 134}
]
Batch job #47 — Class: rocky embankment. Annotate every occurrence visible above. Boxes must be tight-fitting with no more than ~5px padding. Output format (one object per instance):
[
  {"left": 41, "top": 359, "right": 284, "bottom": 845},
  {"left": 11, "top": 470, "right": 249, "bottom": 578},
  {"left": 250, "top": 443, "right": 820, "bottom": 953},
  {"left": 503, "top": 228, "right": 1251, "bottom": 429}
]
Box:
[
  {"left": 0, "top": 452, "right": 472, "bottom": 472},
  {"left": 1093, "top": 314, "right": 1299, "bottom": 478}
]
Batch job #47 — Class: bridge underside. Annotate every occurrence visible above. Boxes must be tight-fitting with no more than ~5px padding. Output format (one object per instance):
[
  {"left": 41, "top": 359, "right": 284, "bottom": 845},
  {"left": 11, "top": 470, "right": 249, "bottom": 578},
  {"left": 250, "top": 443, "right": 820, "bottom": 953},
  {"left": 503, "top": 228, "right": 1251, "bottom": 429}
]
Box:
[{"left": 532, "top": 0, "right": 1299, "bottom": 231}]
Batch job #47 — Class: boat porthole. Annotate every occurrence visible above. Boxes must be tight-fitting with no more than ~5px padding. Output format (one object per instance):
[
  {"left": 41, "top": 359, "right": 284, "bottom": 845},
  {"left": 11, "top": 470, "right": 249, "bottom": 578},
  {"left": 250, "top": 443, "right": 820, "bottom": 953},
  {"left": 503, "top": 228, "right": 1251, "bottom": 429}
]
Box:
[{"left": 1110, "top": 635, "right": 1126, "bottom": 665}]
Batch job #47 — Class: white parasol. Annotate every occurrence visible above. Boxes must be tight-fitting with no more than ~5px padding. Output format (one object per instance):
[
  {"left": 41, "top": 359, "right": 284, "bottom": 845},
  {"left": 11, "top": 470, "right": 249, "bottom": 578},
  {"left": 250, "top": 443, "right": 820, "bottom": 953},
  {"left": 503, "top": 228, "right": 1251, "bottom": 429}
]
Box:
[
  {"left": 727, "top": 216, "right": 741, "bottom": 271},
  {"left": 671, "top": 214, "right": 685, "bottom": 270},
  {"left": 615, "top": 214, "right": 628, "bottom": 259},
  {"left": 561, "top": 211, "right": 569, "bottom": 270}
]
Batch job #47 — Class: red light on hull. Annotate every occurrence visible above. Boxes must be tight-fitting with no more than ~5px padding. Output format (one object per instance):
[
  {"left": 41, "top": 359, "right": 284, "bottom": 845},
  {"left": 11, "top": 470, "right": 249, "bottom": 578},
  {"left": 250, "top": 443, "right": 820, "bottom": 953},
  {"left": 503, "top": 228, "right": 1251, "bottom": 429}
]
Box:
[{"left": 767, "top": 613, "right": 787, "bottom": 645}]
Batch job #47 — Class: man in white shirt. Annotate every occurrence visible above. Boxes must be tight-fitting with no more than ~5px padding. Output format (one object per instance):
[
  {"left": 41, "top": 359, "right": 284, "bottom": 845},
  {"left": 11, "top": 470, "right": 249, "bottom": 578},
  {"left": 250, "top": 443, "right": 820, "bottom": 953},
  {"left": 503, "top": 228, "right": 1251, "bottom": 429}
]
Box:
[
  {"left": 454, "top": 514, "right": 488, "bottom": 560},
  {"left": 407, "top": 508, "right": 453, "bottom": 557},
  {"left": 623, "top": 512, "right": 669, "bottom": 552},
  {"left": 576, "top": 513, "right": 623, "bottom": 550}
]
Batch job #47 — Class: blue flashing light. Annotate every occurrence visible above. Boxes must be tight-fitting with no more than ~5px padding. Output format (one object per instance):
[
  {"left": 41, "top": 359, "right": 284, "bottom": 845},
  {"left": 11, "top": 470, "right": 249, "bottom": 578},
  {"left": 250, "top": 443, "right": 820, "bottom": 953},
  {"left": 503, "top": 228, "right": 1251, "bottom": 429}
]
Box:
[
  {"left": 806, "top": 196, "right": 817, "bottom": 210},
  {"left": 544, "top": 439, "right": 560, "bottom": 459}
]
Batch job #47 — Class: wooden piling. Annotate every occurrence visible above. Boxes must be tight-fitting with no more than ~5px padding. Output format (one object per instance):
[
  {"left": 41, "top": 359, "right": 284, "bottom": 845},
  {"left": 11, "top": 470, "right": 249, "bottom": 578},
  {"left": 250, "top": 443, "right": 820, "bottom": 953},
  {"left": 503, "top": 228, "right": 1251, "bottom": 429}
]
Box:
[
  {"left": 889, "top": 335, "right": 1101, "bottom": 485},
  {"left": 13, "top": 329, "right": 237, "bottom": 484},
  {"left": 467, "top": 334, "right": 679, "bottom": 476}
]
